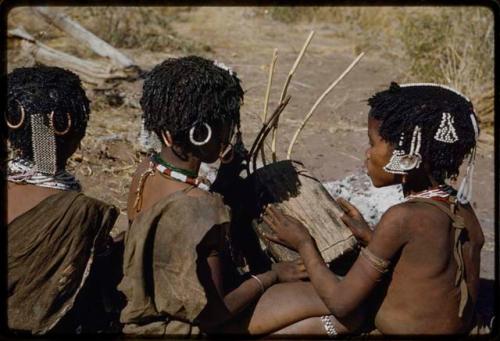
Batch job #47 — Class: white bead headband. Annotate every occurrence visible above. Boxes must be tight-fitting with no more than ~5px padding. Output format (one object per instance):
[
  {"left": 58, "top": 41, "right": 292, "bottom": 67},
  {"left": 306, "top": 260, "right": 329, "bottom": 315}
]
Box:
[
  {"left": 213, "top": 60, "right": 234, "bottom": 76},
  {"left": 399, "top": 82, "right": 470, "bottom": 103}
]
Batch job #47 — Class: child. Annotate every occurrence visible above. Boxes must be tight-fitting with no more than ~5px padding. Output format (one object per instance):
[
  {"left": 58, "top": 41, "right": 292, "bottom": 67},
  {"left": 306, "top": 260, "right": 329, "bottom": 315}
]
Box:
[
  {"left": 264, "top": 82, "right": 484, "bottom": 335},
  {"left": 7, "top": 66, "right": 120, "bottom": 334},
  {"left": 118, "top": 56, "right": 351, "bottom": 336}
]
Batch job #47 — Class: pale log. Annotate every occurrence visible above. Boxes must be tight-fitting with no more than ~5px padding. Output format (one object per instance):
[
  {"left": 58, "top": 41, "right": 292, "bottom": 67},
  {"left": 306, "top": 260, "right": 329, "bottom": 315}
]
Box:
[
  {"left": 32, "top": 6, "right": 138, "bottom": 74},
  {"left": 9, "top": 27, "right": 129, "bottom": 85}
]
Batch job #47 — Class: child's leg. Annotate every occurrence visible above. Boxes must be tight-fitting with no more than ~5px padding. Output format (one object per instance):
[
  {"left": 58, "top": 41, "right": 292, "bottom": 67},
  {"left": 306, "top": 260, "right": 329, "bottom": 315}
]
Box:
[
  {"left": 272, "top": 312, "right": 364, "bottom": 336},
  {"left": 218, "top": 281, "right": 328, "bottom": 334},
  {"left": 271, "top": 316, "right": 327, "bottom": 335},
  {"left": 245, "top": 281, "right": 329, "bottom": 334},
  {"left": 219, "top": 281, "right": 365, "bottom": 335}
]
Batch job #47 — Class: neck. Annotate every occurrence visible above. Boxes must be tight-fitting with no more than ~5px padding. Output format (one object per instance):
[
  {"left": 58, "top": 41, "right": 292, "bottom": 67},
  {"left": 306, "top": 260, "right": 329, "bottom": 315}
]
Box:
[
  {"left": 159, "top": 147, "right": 200, "bottom": 176},
  {"left": 402, "top": 174, "right": 439, "bottom": 197}
]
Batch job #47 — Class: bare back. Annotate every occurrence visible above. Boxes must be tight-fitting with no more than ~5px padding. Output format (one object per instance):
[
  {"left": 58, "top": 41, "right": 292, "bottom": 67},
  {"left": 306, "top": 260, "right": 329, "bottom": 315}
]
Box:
[
  {"left": 7, "top": 182, "right": 62, "bottom": 224},
  {"left": 374, "top": 200, "right": 484, "bottom": 334}
]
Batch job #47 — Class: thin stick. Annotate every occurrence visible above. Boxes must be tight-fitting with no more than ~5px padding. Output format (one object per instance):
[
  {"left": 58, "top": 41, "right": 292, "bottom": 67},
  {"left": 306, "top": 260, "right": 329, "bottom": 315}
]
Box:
[
  {"left": 260, "top": 48, "right": 279, "bottom": 166},
  {"left": 248, "top": 96, "right": 290, "bottom": 165},
  {"left": 249, "top": 96, "right": 291, "bottom": 160},
  {"left": 286, "top": 52, "right": 365, "bottom": 159},
  {"left": 279, "top": 31, "right": 315, "bottom": 103},
  {"left": 271, "top": 31, "right": 315, "bottom": 162},
  {"left": 252, "top": 96, "right": 292, "bottom": 172}
]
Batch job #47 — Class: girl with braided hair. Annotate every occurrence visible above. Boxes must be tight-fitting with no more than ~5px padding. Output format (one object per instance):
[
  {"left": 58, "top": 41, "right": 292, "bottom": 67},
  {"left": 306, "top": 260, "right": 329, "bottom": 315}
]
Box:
[
  {"left": 118, "top": 56, "right": 364, "bottom": 337},
  {"left": 263, "top": 82, "right": 486, "bottom": 335},
  {"left": 6, "top": 66, "right": 120, "bottom": 334}
]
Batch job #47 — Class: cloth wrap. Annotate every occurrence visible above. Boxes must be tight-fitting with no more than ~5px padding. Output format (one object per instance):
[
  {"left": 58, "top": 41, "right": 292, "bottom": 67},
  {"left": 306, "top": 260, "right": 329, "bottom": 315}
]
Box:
[
  {"left": 118, "top": 190, "right": 231, "bottom": 336},
  {"left": 8, "top": 191, "right": 119, "bottom": 334}
]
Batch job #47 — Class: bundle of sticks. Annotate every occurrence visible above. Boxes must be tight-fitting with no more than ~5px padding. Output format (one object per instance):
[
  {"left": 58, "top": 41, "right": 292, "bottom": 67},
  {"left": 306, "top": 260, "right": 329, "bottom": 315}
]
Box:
[{"left": 242, "top": 31, "right": 365, "bottom": 263}]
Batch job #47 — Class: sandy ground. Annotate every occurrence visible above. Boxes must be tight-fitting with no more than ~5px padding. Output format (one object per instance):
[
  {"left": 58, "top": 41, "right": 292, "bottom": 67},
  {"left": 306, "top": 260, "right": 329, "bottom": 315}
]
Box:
[
  {"left": 7, "top": 6, "right": 495, "bottom": 321},
  {"left": 166, "top": 7, "right": 495, "bottom": 280}
]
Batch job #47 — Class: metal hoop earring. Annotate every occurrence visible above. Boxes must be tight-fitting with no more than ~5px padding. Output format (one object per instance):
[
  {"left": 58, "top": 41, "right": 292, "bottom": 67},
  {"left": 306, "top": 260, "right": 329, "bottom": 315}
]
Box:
[
  {"left": 5, "top": 101, "right": 26, "bottom": 129},
  {"left": 50, "top": 111, "right": 72, "bottom": 136},
  {"left": 189, "top": 123, "right": 212, "bottom": 146},
  {"left": 161, "top": 130, "right": 173, "bottom": 147}
]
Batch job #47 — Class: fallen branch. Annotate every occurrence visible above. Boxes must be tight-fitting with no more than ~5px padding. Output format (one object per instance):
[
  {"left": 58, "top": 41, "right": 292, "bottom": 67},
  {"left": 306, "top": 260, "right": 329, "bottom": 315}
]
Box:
[
  {"left": 8, "top": 27, "right": 130, "bottom": 85},
  {"left": 271, "top": 30, "right": 315, "bottom": 162},
  {"left": 286, "top": 52, "right": 365, "bottom": 159},
  {"left": 32, "top": 6, "right": 139, "bottom": 76}
]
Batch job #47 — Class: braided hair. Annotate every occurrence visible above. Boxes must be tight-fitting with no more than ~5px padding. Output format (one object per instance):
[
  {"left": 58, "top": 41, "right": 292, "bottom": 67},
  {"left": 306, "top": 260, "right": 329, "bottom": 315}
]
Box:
[
  {"left": 368, "top": 82, "right": 478, "bottom": 183},
  {"left": 7, "top": 66, "right": 90, "bottom": 163},
  {"left": 141, "top": 55, "right": 244, "bottom": 153}
]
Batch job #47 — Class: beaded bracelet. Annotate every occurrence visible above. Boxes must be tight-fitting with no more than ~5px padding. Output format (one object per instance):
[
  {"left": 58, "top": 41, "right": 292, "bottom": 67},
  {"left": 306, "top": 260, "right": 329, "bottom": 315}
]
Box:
[
  {"left": 360, "top": 247, "right": 390, "bottom": 274},
  {"left": 251, "top": 274, "right": 265, "bottom": 294}
]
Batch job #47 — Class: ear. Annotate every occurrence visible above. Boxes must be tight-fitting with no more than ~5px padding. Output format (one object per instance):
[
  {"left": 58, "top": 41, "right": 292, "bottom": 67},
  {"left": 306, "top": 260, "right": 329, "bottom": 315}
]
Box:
[{"left": 160, "top": 130, "right": 173, "bottom": 147}]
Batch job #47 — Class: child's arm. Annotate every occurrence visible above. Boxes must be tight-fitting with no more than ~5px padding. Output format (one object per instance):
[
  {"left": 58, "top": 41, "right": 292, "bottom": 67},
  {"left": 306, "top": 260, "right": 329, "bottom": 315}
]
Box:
[
  {"left": 263, "top": 204, "right": 409, "bottom": 318},
  {"left": 197, "top": 227, "right": 308, "bottom": 331},
  {"left": 337, "top": 197, "right": 373, "bottom": 245},
  {"left": 209, "top": 256, "right": 308, "bottom": 315}
]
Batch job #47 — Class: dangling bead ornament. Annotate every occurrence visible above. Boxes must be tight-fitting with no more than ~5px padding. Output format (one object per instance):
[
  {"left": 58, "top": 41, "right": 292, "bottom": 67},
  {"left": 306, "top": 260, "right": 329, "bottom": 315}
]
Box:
[
  {"left": 456, "top": 114, "right": 479, "bottom": 204},
  {"left": 31, "top": 113, "right": 58, "bottom": 175},
  {"left": 384, "top": 125, "right": 422, "bottom": 174},
  {"left": 434, "top": 112, "right": 458, "bottom": 143}
]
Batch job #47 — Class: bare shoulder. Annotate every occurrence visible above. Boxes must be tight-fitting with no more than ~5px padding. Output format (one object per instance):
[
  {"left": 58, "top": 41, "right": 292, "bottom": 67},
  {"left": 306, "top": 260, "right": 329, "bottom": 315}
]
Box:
[
  {"left": 376, "top": 202, "right": 413, "bottom": 234},
  {"left": 368, "top": 203, "right": 413, "bottom": 260}
]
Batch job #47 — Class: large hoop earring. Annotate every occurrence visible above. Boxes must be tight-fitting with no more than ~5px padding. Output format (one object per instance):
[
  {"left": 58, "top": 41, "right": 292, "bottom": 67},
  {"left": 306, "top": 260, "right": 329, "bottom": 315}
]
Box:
[
  {"left": 50, "top": 111, "right": 72, "bottom": 136},
  {"left": 189, "top": 123, "right": 212, "bottom": 146},
  {"left": 5, "top": 101, "right": 26, "bottom": 129},
  {"left": 220, "top": 143, "right": 235, "bottom": 164},
  {"left": 161, "top": 130, "right": 173, "bottom": 147}
]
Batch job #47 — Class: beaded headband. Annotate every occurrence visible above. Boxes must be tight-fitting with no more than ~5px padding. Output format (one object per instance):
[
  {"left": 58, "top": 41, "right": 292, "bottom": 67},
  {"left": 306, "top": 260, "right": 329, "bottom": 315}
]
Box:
[
  {"left": 399, "top": 82, "right": 470, "bottom": 102},
  {"left": 213, "top": 60, "right": 234, "bottom": 76}
]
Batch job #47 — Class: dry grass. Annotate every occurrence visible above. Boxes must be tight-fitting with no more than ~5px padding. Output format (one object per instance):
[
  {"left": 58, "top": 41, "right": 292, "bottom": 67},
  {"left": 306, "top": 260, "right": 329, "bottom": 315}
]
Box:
[
  {"left": 7, "top": 6, "right": 210, "bottom": 58},
  {"left": 66, "top": 7, "right": 211, "bottom": 54},
  {"left": 265, "top": 6, "right": 494, "bottom": 135}
]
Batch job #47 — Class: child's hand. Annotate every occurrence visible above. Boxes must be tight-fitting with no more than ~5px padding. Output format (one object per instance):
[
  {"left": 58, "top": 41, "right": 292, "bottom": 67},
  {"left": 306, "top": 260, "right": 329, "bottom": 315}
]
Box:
[
  {"left": 337, "top": 197, "right": 372, "bottom": 246},
  {"left": 262, "top": 205, "right": 313, "bottom": 251},
  {"left": 271, "top": 259, "right": 308, "bottom": 282}
]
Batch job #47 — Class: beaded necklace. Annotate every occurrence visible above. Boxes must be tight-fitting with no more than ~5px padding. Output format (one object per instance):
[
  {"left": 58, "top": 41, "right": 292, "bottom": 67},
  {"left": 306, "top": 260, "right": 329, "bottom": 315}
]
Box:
[
  {"left": 8, "top": 158, "right": 81, "bottom": 191},
  {"left": 150, "top": 154, "right": 211, "bottom": 191},
  {"left": 151, "top": 153, "right": 198, "bottom": 178},
  {"left": 406, "top": 185, "right": 455, "bottom": 203}
]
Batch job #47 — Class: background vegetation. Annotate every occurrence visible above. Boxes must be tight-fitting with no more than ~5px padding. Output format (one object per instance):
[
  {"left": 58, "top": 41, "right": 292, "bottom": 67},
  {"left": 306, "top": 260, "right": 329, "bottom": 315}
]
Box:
[{"left": 265, "top": 6, "right": 494, "bottom": 134}]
